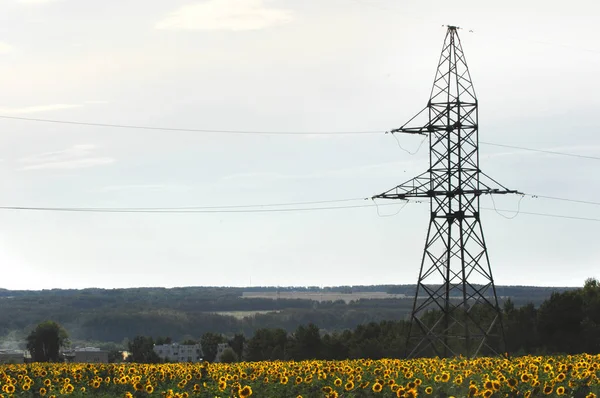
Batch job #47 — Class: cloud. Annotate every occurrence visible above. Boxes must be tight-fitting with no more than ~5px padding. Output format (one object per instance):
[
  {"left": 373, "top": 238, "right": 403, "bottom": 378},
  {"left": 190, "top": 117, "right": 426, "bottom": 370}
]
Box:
[
  {"left": 0, "top": 42, "right": 12, "bottom": 54},
  {"left": 19, "top": 144, "right": 115, "bottom": 171},
  {"left": 0, "top": 104, "right": 83, "bottom": 115},
  {"left": 84, "top": 100, "right": 110, "bottom": 105},
  {"left": 156, "top": 0, "right": 293, "bottom": 31}
]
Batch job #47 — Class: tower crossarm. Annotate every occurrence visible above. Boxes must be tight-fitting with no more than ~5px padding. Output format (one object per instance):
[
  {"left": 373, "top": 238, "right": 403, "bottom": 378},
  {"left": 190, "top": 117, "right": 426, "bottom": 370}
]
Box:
[
  {"left": 371, "top": 171, "right": 430, "bottom": 200},
  {"left": 479, "top": 171, "right": 522, "bottom": 196},
  {"left": 372, "top": 169, "right": 521, "bottom": 201},
  {"left": 386, "top": 106, "right": 450, "bottom": 136}
]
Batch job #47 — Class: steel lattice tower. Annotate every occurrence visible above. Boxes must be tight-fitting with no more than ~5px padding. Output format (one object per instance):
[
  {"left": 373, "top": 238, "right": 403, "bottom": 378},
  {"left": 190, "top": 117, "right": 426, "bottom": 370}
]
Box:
[{"left": 372, "top": 26, "right": 519, "bottom": 358}]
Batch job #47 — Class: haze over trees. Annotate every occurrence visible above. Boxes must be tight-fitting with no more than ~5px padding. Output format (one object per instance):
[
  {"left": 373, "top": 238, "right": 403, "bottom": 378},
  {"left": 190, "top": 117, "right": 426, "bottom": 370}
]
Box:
[
  {"left": 0, "top": 284, "right": 573, "bottom": 347},
  {"left": 237, "top": 279, "right": 599, "bottom": 360},
  {"left": 15, "top": 279, "right": 599, "bottom": 363}
]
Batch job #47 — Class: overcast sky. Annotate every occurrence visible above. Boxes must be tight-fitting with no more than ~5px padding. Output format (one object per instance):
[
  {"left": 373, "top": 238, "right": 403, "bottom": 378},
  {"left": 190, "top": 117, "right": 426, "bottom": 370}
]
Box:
[{"left": 0, "top": 0, "right": 599, "bottom": 290}]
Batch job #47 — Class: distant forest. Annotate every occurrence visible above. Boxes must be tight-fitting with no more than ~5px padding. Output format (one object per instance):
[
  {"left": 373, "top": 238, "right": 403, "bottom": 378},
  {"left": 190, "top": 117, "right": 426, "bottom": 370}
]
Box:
[
  {"left": 236, "top": 279, "right": 600, "bottom": 360},
  {"left": 0, "top": 284, "right": 576, "bottom": 350}
]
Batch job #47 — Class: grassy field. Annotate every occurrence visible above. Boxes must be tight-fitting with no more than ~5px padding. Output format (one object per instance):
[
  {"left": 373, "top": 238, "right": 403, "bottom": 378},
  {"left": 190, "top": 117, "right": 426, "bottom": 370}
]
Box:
[
  {"left": 211, "top": 310, "right": 281, "bottom": 319},
  {"left": 241, "top": 291, "right": 408, "bottom": 303}
]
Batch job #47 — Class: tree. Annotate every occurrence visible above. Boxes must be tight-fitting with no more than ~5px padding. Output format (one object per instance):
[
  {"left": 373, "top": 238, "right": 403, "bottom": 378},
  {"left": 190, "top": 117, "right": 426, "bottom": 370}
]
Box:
[
  {"left": 322, "top": 332, "right": 349, "bottom": 360},
  {"left": 181, "top": 339, "right": 197, "bottom": 345},
  {"left": 286, "top": 323, "right": 322, "bottom": 360},
  {"left": 580, "top": 278, "right": 600, "bottom": 353},
  {"left": 108, "top": 350, "right": 124, "bottom": 363},
  {"left": 128, "top": 336, "right": 160, "bottom": 363},
  {"left": 26, "top": 321, "right": 69, "bottom": 362},
  {"left": 155, "top": 336, "right": 172, "bottom": 345},
  {"left": 228, "top": 333, "right": 246, "bottom": 360},
  {"left": 244, "top": 328, "right": 288, "bottom": 362},
  {"left": 504, "top": 302, "right": 539, "bottom": 355},
  {"left": 219, "top": 347, "right": 238, "bottom": 363},
  {"left": 538, "top": 291, "right": 584, "bottom": 354},
  {"left": 584, "top": 277, "right": 599, "bottom": 290},
  {"left": 200, "top": 332, "right": 226, "bottom": 362}
]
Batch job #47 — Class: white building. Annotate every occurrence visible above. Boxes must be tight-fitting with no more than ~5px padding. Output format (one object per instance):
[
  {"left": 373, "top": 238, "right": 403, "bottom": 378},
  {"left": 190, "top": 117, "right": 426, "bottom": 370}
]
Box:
[
  {"left": 153, "top": 343, "right": 203, "bottom": 363},
  {"left": 0, "top": 350, "right": 24, "bottom": 364},
  {"left": 63, "top": 347, "right": 109, "bottom": 363}
]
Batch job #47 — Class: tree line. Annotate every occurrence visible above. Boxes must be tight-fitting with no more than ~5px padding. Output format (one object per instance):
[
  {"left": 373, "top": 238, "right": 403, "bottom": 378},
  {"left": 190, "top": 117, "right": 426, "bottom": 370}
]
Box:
[
  {"left": 125, "top": 278, "right": 600, "bottom": 362},
  {"left": 242, "top": 277, "right": 598, "bottom": 361},
  {"left": 20, "top": 278, "right": 598, "bottom": 362},
  {"left": 0, "top": 284, "right": 571, "bottom": 345}
]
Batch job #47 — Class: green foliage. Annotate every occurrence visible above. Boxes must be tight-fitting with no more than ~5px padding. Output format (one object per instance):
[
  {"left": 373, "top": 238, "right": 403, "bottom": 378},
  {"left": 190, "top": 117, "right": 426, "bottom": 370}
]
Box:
[
  {"left": 244, "top": 328, "right": 287, "bottom": 361},
  {"left": 58, "top": 276, "right": 598, "bottom": 363},
  {"left": 127, "top": 336, "right": 160, "bottom": 363},
  {"left": 505, "top": 302, "right": 539, "bottom": 354},
  {"left": 155, "top": 336, "right": 172, "bottom": 345},
  {"left": 228, "top": 333, "right": 245, "bottom": 360},
  {"left": 200, "top": 332, "right": 226, "bottom": 362},
  {"left": 0, "top": 284, "right": 574, "bottom": 345},
  {"left": 108, "top": 349, "right": 124, "bottom": 363},
  {"left": 26, "top": 320, "right": 69, "bottom": 362},
  {"left": 219, "top": 347, "right": 238, "bottom": 363},
  {"left": 2, "top": 282, "right": 596, "bottom": 360},
  {"left": 181, "top": 339, "right": 197, "bottom": 345},
  {"left": 237, "top": 278, "right": 600, "bottom": 360},
  {"left": 286, "top": 323, "right": 322, "bottom": 360}
]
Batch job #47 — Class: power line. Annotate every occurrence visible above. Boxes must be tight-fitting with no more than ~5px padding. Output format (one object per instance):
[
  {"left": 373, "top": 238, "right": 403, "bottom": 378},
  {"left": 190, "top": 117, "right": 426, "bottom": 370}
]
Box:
[
  {"left": 526, "top": 194, "right": 600, "bottom": 207},
  {"left": 0, "top": 200, "right": 599, "bottom": 223},
  {"left": 468, "top": 27, "right": 600, "bottom": 56},
  {"left": 489, "top": 194, "right": 525, "bottom": 220},
  {"left": 480, "top": 142, "right": 600, "bottom": 161},
  {"left": 0, "top": 203, "right": 400, "bottom": 213},
  {"left": 0, "top": 191, "right": 596, "bottom": 212},
  {"left": 0, "top": 115, "right": 382, "bottom": 135},
  {"left": 3, "top": 115, "right": 599, "bottom": 161},
  {"left": 47, "top": 197, "right": 369, "bottom": 211},
  {"left": 481, "top": 207, "right": 600, "bottom": 223}
]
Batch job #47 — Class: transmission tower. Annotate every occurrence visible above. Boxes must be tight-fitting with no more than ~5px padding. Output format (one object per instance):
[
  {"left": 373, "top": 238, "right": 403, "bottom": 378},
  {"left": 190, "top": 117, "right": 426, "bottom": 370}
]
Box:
[{"left": 373, "top": 26, "right": 520, "bottom": 358}]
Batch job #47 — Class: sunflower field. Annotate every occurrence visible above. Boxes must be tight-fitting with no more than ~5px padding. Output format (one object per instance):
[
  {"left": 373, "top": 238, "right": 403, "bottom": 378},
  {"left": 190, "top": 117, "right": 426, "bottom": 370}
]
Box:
[{"left": 0, "top": 354, "right": 599, "bottom": 397}]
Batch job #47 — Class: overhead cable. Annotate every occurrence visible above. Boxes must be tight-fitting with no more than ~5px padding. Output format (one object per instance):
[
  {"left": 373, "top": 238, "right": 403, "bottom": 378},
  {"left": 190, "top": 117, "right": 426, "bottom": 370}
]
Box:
[
  {"left": 525, "top": 194, "right": 600, "bottom": 207},
  {"left": 0, "top": 201, "right": 598, "bottom": 223},
  {"left": 0, "top": 202, "right": 400, "bottom": 214},
  {"left": 2, "top": 115, "right": 598, "bottom": 161},
  {"left": 480, "top": 142, "right": 600, "bottom": 161},
  {"left": 0, "top": 193, "right": 597, "bottom": 212},
  {"left": 0, "top": 115, "right": 382, "bottom": 135}
]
